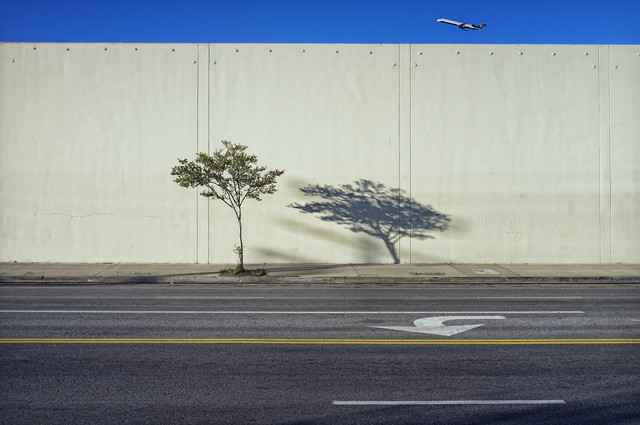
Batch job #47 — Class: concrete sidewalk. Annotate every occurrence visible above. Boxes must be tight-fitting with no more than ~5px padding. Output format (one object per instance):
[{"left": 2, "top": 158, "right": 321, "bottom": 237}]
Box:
[{"left": 1, "top": 262, "right": 639, "bottom": 284}]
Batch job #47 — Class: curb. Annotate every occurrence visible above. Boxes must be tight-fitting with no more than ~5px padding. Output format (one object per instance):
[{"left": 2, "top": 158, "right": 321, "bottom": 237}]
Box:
[{"left": 1, "top": 275, "right": 639, "bottom": 285}]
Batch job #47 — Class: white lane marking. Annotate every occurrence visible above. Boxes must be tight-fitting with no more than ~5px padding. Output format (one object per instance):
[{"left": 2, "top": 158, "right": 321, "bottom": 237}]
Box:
[
  {"left": 0, "top": 295, "right": 280, "bottom": 299},
  {"left": 3, "top": 295, "right": 624, "bottom": 300},
  {"left": 477, "top": 297, "right": 583, "bottom": 299},
  {"left": 1, "top": 296, "right": 158, "bottom": 300},
  {"left": 374, "top": 316, "right": 505, "bottom": 336},
  {"left": 333, "top": 400, "right": 567, "bottom": 406},
  {"left": 0, "top": 310, "right": 585, "bottom": 314},
  {"left": 155, "top": 296, "right": 271, "bottom": 299},
  {"left": 0, "top": 295, "right": 587, "bottom": 299}
]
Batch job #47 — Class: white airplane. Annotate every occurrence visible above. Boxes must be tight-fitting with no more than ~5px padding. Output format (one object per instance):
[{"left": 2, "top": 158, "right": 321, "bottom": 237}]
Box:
[{"left": 437, "top": 18, "right": 486, "bottom": 31}]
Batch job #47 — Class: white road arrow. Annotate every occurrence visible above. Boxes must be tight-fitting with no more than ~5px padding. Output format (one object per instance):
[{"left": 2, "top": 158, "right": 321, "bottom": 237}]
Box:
[{"left": 373, "top": 316, "right": 505, "bottom": 336}]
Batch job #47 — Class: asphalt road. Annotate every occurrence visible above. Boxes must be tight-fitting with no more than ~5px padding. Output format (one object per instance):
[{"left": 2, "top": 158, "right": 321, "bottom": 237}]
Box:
[{"left": 1, "top": 283, "right": 639, "bottom": 424}]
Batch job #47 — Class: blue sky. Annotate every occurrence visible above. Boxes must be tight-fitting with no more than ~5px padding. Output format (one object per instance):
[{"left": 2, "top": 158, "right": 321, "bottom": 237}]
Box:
[{"left": 1, "top": 0, "right": 638, "bottom": 45}]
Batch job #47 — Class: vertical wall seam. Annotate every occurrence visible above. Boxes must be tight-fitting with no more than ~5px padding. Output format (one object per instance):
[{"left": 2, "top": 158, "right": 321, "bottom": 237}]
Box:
[
  {"left": 408, "top": 44, "right": 413, "bottom": 263},
  {"left": 397, "top": 44, "right": 413, "bottom": 263},
  {"left": 397, "top": 44, "right": 402, "bottom": 263},
  {"left": 207, "top": 44, "right": 211, "bottom": 263},
  {"left": 607, "top": 46, "right": 612, "bottom": 263},
  {"left": 196, "top": 45, "right": 200, "bottom": 262},
  {"left": 598, "top": 45, "right": 602, "bottom": 263},
  {"left": 598, "top": 45, "right": 612, "bottom": 264},
  {"left": 196, "top": 44, "right": 211, "bottom": 264}
]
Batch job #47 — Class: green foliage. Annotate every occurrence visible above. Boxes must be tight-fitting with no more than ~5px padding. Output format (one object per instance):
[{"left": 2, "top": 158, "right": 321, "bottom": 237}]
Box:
[
  {"left": 171, "top": 141, "right": 284, "bottom": 210},
  {"left": 171, "top": 141, "right": 284, "bottom": 269}
]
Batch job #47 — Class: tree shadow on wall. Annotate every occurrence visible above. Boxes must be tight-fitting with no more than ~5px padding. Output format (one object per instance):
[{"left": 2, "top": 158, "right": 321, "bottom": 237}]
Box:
[{"left": 288, "top": 180, "right": 450, "bottom": 264}]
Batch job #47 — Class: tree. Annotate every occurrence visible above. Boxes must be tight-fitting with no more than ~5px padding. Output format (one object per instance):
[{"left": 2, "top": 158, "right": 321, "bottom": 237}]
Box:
[{"left": 171, "top": 141, "right": 284, "bottom": 272}]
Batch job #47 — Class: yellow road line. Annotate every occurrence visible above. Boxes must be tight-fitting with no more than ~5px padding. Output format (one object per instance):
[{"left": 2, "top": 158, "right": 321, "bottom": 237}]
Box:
[{"left": 1, "top": 338, "right": 640, "bottom": 345}]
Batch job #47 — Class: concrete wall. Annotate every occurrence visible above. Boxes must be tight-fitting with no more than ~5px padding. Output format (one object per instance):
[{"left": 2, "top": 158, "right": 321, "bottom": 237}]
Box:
[{"left": 1, "top": 43, "right": 638, "bottom": 263}]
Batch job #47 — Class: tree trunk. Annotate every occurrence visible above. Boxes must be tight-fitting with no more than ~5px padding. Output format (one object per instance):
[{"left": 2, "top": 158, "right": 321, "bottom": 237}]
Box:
[{"left": 237, "top": 208, "right": 244, "bottom": 271}]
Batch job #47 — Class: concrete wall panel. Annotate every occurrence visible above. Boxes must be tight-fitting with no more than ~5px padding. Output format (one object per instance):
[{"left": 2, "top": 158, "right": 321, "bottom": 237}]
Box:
[
  {"left": 410, "top": 45, "right": 602, "bottom": 263},
  {"left": 0, "top": 43, "right": 199, "bottom": 262},
  {"left": 209, "top": 44, "right": 402, "bottom": 264},
  {"left": 609, "top": 46, "right": 640, "bottom": 263}
]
